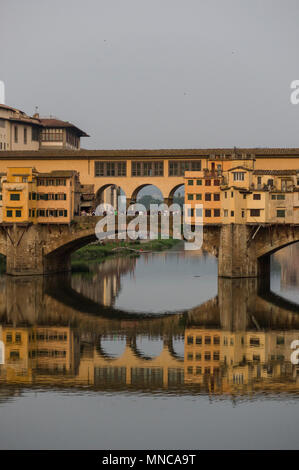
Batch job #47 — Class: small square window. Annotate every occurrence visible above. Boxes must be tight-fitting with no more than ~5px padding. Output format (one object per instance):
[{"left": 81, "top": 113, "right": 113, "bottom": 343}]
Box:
[{"left": 277, "top": 210, "right": 285, "bottom": 218}]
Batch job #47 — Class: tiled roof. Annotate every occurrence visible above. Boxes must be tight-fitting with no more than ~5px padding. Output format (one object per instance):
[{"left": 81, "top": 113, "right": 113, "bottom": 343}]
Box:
[
  {"left": 37, "top": 170, "right": 78, "bottom": 177},
  {"left": 229, "top": 166, "right": 253, "bottom": 171},
  {"left": 0, "top": 103, "right": 26, "bottom": 114},
  {"left": 253, "top": 170, "right": 297, "bottom": 175},
  {"left": 2, "top": 147, "right": 299, "bottom": 159},
  {"left": 39, "top": 118, "right": 89, "bottom": 137}
]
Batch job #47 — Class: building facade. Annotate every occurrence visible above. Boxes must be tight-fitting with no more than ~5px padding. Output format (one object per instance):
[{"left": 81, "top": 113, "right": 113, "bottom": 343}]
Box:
[
  {"left": 1, "top": 167, "right": 81, "bottom": 224},
  {"left": 185, "top": 155, "right": 299, "bottom": 225},
  {"left": 0, "top": 104, "right": 41, "bottom": 151},
  {"left": 0, "top": 104, "right": 88, "bottom": 152}
]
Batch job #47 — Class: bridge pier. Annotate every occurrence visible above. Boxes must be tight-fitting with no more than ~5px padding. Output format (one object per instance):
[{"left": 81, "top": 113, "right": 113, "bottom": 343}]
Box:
[
  {"left": 4, "top": 224, "right": 44, "bottom": 275},
  {"left": 218, "top": 224, "right": 270, "bottom": 280},
  {"left": 4, "top": 224, "right": 72, "bottom": 276}
]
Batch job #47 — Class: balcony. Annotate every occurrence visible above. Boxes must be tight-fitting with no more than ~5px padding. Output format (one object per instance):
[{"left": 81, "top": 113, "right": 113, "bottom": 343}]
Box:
[{"left": 203, "top": 169, "right": 222, "bottom": 178}]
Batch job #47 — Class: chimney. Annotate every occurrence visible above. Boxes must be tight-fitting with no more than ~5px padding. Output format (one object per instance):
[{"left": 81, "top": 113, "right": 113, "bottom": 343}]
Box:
[{"left": 33, "top": 106, "right": 39, "bottom": 119}]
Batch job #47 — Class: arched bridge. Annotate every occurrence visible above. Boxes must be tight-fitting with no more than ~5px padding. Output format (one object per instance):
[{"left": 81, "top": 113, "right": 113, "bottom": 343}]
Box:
[
  {"left": 0, "top": 216, "right": 219, "bottom": 276},
  {"left": 1, "top": 217, "right": 299, "bottom": 278}
]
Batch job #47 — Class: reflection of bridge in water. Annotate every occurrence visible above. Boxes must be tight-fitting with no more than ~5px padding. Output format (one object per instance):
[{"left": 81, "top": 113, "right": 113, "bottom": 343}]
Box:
[{"left": 0, "top": 272, "right": 299, "bottom": 397}]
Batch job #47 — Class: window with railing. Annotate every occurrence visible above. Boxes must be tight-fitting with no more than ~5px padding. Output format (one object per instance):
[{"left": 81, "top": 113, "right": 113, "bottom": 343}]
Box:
[{"left": 41, "top": 128, "right": 64, "bottom": 142}]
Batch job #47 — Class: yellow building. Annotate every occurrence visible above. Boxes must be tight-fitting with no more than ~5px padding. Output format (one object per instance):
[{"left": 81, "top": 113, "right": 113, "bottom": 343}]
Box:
[
  {"left": 184, "top": 155, "right": 299, "bottom": 226},
  {"left": 1, "top": 167, "right": 81, "bottom": 223},
  {"left": 35, "top": 170, "right": 81, "bottom": 223},
  {"left": 184, "top": 156, "right": 254, "bottom": 224},
  {"left": 222, "top": 168, "right": 299, "bottom": 224}
]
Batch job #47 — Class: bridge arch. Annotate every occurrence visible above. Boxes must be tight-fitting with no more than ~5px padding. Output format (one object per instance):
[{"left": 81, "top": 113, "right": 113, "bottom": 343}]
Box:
[
  {"left": 130, "top": 184, "right": 164, "bottom": 203},
  {"left": 168, "top": 183, "right": 184, "bottom": 202},
  {"left": 256, "top": 226, "right": 299, "bottom": 260},
  {"left": 44, "top": 227, "right": 98, "bottom": 259},
  {"left": 95, "top": 336, "right": 127, "bottom": 360},
  {"left": 127, "top": 335, "right": 164, "bottom": 361},
  {"left": 168, "top": 335, "right": 185, "bottom": 361},
  {"left": 95, "top": 184, "right": 127, "bottom": 210}
]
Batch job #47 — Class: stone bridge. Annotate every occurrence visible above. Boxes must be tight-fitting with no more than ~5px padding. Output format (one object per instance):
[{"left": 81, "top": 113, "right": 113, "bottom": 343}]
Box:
[
  {"left": 0, "top": 217, "right": 299, "bottom": 277},
  {"left": 0, "top": 216, "right": 219, "bottom": 276}
]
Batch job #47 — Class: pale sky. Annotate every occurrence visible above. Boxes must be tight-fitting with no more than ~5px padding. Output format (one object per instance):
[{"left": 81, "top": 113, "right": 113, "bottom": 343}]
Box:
[{"left": 2, "top": 0, "right": 299, "bottom": 149}]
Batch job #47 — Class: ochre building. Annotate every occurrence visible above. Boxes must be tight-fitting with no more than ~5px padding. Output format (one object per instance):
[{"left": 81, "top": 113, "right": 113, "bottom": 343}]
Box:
[{"left": 1, "top": 167, "right": 81, "bottom": 223}]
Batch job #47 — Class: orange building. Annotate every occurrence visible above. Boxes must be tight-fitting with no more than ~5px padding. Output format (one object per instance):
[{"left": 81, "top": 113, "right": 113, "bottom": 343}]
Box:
[
  {"left": 184, "top": 156, "right": 236, "bottom": 224},
  {"left": 1, "top": 167, "right": 81, "bottom": 223},
  {"left": 184, "top": 155, "right": 299, "bottom": 226}
]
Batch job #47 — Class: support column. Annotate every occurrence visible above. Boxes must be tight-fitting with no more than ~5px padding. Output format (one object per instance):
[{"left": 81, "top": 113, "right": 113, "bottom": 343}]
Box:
[
  {"left": 218, "top": 224, "right": 270, "bottom": 279},
  {"left": 5, "top": 224, "right": 45, "bottom": 275},
  {"left": 5, "top": 224, "right": 71, "bottom": 276}
]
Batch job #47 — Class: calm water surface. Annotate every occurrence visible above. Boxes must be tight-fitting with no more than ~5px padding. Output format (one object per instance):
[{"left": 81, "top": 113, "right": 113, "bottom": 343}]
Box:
[{"left": 0, "top": 245, "right": 299, "bottom": 449}]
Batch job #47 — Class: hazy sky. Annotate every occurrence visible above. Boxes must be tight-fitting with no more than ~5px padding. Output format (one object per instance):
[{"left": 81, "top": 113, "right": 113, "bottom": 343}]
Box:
[{"left": 2, "top": 0, "right": 299, "bottom": 149}]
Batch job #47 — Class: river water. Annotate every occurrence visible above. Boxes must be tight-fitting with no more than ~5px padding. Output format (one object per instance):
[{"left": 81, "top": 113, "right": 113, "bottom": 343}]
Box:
[{"left": 0, "top": 244, "right": 299, "bottom": 449}]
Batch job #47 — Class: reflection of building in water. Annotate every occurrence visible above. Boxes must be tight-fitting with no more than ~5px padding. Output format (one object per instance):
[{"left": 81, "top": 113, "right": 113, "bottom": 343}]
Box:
[
  {"left": 78, "top": 337, "right": 183, "bottom": 388},
  {"left": 0, "top": 325, "right": 3, "bottom": 364},
  {"left": 1, "top": 327, "right": 32, "bottom": 383},
  {"left": 71, "top": 256, "right": 137, "bottom": 306},
  {"left": 183, "top": 327, "right": 299, "bottom": 393},
  {"left": 0, "top": 322, "right": 299, "bottom": 395},
  {"left": 0, "top": 273, "right": 299, "bottom": 395},
  {"left": 28, "top": 327, "right": 80, "bottom": 375},
  {"left": 184, "top": 329, "right": 221, "bottom": 384},
  {"left": 0, "top": 326, "right": 80, "bottom": 384}
]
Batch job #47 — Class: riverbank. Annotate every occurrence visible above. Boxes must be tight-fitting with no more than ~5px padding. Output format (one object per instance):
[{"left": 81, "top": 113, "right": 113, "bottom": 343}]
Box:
[{"left": 71, "top": 238, "right": 180, "bottom": 271}]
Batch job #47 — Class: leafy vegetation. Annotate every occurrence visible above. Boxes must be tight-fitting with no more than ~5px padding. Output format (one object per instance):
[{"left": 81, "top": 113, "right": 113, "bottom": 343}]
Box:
[{"left": 71, "top": 238, "right": 180, "bottom": 266}]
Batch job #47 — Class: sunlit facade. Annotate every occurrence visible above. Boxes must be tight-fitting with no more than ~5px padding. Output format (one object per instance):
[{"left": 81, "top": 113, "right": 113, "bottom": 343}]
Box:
[{"left": 1, "top": 167, "right": 81, "bottom": 223}]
